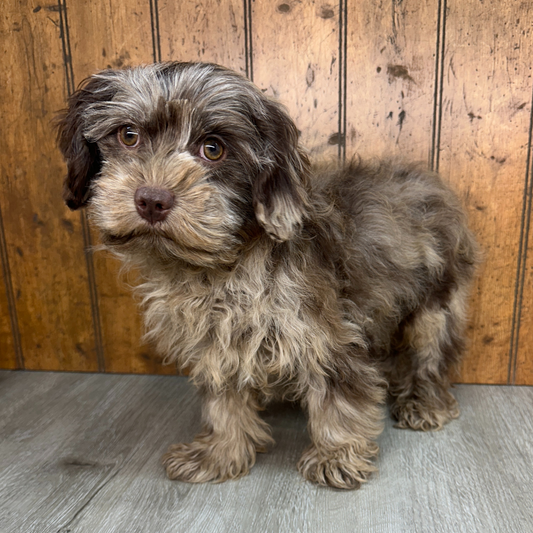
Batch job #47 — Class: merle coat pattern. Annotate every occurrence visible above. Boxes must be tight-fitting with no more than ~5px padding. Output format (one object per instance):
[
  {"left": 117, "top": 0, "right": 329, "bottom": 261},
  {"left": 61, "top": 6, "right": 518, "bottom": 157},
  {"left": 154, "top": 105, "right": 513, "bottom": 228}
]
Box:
[{"left": 57, "top": 62, "right": 479, "bottom": 489}]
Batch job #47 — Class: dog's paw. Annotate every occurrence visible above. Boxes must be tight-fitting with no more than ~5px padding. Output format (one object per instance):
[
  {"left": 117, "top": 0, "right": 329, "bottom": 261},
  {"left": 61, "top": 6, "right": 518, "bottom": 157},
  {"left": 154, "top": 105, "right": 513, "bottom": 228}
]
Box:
[
  {"left": 297, "top": 443, "right": 378, "bottom": 490},
  {"left": 162, "top": 439, "right": 255, "bottom": 483},
  {"left": 391, "top": 393, "right": 460, "bottom": 431}
]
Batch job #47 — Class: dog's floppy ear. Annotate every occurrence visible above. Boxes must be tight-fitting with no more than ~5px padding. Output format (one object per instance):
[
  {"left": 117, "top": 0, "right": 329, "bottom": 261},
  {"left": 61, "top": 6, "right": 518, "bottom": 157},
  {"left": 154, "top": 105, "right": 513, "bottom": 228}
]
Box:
[
  {"left": 56, "top": 75, "right": 117, "bottom": 210},
  {"left": 252, "top": 99, "right": 310, "bottom": 242}
]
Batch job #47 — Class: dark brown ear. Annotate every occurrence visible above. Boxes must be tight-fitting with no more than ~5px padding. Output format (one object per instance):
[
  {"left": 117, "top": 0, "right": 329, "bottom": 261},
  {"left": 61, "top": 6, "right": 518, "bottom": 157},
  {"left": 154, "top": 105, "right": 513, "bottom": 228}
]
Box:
[
  {"left": 252, "top": 99, "right": 310, "bottom": 242},
  {"left": 56, "top": 76, "right": 117, "bottom": 210}
]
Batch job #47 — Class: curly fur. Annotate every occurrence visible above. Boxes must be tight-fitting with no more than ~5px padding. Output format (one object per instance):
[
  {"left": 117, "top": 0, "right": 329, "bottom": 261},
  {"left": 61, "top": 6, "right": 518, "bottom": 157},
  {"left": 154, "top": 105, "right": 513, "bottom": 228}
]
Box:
[{"left": 57, "top": 62, "right": 479, "bottom": 489}]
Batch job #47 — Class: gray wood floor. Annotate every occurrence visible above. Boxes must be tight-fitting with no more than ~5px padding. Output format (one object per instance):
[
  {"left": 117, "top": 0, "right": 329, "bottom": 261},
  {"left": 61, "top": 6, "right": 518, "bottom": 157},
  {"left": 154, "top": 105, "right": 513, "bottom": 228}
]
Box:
[{"left": 0, "top": 371, "right": 532, "bottom": 533}]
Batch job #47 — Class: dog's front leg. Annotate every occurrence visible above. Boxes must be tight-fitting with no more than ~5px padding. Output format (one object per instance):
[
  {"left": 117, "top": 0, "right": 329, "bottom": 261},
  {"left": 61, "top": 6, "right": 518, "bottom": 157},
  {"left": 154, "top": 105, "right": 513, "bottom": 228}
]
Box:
[
  {"left": 163, "top": 388, "right": 273, "bottom": 483},
  {"left": 298, "top": 361, "right": 386, "bottom": 489}
]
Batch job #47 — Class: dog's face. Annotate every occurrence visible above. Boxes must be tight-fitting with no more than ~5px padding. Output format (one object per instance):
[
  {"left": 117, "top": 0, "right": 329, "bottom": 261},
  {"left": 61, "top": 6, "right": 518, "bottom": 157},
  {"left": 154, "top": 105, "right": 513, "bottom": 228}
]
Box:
[{"left": 57, "top": 63, "right": 310, "bottom": 266}]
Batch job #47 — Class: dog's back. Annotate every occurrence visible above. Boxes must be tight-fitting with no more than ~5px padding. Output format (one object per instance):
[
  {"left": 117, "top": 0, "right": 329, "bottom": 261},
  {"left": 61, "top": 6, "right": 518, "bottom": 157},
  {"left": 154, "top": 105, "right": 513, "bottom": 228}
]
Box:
[{"left": 309, "top": 158, "right": 478, "bottom": 335}]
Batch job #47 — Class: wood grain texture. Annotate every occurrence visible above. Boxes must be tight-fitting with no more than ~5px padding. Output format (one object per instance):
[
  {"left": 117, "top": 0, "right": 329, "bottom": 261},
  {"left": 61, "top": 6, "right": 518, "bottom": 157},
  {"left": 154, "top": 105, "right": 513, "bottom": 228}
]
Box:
[
  {"left": 1, "top": 371, "right": 532, "bottom": 533},
  {"left": 0, "top": 273, "right": 16, "bottom": 369},
  {"left": 252, "top": 0, "right": 340, "bottom": 157},
  {"left": 0, "top": 1, "right": 97, "bottom": 371},
  {"left": 64, "top": 0, "right": 173, "bottom": 374},
  {"left": 345, "top": 0, "right": 438, "bottom": 161},
  {"left": 67, "top": 1, "right": 155, "bottom": 74},
  {"left": 514, "top": 51, "right": 533, "bottom": 385},
  {"left": 0, "top": 204, "right": 18, "bottom": 368},
  {"left": 438, "top": 0, "right": 533, "bottom": 384},
  {"left": 1, "top": 0, "right": 532, "bottom": 384},
  {"left": 516, "top": 231, "right": 533, "bottom": 385},
  {"left": 158, "top": 0, "right": 246, "bottom": 74}
]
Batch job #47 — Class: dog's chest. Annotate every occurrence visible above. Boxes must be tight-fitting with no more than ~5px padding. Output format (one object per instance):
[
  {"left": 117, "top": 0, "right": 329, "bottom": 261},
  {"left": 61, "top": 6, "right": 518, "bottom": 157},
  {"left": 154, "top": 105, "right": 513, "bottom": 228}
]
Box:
[{"left": 140, "top": 253, "right": 337, "bottom": 391}]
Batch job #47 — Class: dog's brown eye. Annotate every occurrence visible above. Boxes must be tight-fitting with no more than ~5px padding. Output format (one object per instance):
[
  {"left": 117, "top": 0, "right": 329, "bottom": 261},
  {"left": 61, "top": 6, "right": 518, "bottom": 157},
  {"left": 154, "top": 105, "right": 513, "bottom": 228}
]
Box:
[
  {"left": 118, "top": 126, "right": 140, "bottom": 147},
  {"left": 201, "top": 138, "right": 224, "bottom": 161}
]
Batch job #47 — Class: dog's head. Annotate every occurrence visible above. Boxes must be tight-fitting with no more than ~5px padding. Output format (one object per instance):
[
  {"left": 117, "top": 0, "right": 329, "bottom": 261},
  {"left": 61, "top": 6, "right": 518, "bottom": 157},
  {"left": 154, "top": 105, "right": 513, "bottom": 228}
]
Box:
[{"left": 57, "top": 62, "right": 310, "bottom": 265}]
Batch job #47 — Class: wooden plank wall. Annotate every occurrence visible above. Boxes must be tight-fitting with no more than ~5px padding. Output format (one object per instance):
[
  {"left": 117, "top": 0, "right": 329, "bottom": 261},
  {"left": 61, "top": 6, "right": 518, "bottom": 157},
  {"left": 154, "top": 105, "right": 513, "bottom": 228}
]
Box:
[{"left": 1, "top": 0, "right": 531, "bottom": 384}]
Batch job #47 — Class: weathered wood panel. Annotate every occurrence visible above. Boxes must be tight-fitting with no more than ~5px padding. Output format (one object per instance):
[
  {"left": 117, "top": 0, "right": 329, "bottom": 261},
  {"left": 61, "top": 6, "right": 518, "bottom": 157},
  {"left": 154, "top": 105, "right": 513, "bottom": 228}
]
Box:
[
  {"left": 67, "top": 2, "right": 155, "bottom": 76},
  {"left": 0, "top": 0, "right": 532, "bottom": 384},
  {"left": 439, "top": 0, "right": 533, "bottom": 383},
  {"left": 252, "top": 0, "right": 340, "bottom": 157},
  {"left": 158, "top": 0, "right": 246, "bottom": 73},
  {"left": 514, "top": 22, "right": 533, "bottom": 385},
  {"left": 0, "top": 1, "right": 98, "bottom": 371},
  {"left": 0, "top": 272, "right": 16, "bottom": 369},
  {"left": 345, "top": 0, "right": 438, "bottom": 162},
  {"left": 516, "top": 202, "right": 533, "bottom": 385},
  {"left": 1, "top": 208, "right": 17, "bottom": 368},
  {"left": 64, "top": 1, "right": 173, "bottom": 374}
]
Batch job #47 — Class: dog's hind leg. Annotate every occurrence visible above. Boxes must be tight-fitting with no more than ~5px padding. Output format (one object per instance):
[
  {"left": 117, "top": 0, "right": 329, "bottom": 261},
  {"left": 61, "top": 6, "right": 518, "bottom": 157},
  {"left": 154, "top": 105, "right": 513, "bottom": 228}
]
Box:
[
  {"left": 388, "top": 285, "right": 470, "bottom": 431},
  {"left": 163, "top": 388, "right": 274, "bottom": 483}
]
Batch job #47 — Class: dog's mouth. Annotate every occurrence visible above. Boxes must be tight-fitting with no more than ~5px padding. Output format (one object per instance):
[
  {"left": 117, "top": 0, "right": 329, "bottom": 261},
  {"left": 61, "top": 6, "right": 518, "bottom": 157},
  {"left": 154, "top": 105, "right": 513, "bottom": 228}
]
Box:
[
  {"left": 101, "top": 228, "right": 229, "bottom": 266},
  {"left": 102, "top": 228, "right": 190, "bottom": 253},
  {"left": 103, "top": 228, "right": 172, "bottom": 246},
  {"left": 102, "top": 231, "right": 136, "bottom": 246}
]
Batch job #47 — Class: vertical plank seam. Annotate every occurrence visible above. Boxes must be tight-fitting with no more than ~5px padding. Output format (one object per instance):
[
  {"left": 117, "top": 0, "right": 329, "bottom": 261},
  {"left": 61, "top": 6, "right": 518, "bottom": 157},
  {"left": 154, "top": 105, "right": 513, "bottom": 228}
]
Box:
[
  {"left": 429, "top": 0, "right": 440, "bottom": 169},
  {"left": 58, "top": 0, "right": 106, "bottom": 372},
  {"left": 150, "top": 0, "right": 161, "bottom": 62},
  {"left": 243, "top": 0, "right": 253, "bottom": 81},
  {"left": 436, "top": 1, "right": 446, "bottom": 172},
  {"left": 0, "top": 207, "right": 23, "bottom": 369},
  {"left": 58, "top": 0, "right": 74, "bottom": 94},
  {"left": 508, "top": 83, "right": 533, "bottom": 385},
  {"left": 430, "top": 0, "right": 446, "bottom": 172},
  {"left": 338, "top": 0, "right": 347, "bottom": 162}
]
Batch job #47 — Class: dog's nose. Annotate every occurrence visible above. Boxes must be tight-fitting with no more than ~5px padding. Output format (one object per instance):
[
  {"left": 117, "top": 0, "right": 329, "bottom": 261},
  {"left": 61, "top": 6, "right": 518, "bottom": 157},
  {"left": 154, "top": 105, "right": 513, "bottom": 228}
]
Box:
[{"left": 134, "top": 187, "right": 175, "bottom": 224}]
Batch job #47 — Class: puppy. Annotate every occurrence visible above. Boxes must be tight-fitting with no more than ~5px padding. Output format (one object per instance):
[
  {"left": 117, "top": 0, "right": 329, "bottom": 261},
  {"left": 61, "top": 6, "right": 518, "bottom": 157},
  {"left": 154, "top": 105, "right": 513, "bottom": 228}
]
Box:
[{"left": 57, "top": 62, "right": 478, "bottom": 489}]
